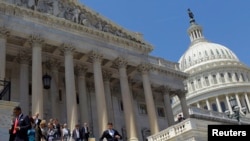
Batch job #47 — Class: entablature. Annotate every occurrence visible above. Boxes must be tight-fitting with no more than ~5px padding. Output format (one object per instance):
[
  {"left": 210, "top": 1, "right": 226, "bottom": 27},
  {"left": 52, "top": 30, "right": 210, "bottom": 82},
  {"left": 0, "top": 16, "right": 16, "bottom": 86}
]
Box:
[{"left": 1, "top": 1, "right": 154, "bottom": 54}]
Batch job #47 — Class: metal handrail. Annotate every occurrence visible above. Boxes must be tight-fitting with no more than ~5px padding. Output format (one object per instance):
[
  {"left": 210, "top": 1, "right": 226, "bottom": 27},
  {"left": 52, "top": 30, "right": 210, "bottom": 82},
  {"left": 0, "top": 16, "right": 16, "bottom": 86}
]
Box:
[{"left": 0, "top": 80, "right": 11, "bottom": 101}]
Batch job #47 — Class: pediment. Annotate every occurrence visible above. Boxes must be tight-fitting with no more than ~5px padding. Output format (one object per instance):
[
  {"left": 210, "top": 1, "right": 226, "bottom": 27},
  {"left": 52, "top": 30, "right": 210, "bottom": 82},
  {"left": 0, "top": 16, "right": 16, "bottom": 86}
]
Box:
[{"left": 5, "top": 0, "right": 151, "bottom": 50}]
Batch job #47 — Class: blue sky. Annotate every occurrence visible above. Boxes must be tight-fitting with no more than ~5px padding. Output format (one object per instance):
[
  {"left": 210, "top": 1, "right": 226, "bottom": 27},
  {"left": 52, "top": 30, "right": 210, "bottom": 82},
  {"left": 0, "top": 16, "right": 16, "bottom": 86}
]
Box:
[{"left": 79, "top": 0, "right": 250, "bottom": 67}]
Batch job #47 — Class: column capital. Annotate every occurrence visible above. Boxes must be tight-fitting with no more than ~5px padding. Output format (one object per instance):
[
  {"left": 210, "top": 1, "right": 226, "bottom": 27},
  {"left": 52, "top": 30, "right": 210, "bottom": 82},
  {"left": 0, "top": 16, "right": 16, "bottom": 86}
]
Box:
[
  {"left": 75, "top": 64, "right": 88, "bottom": 76},
  {"left": 102, "top": 70, "right": 112, "bottom": 81},
  {"left": 172, "top": 89, "right": 187, "bottom": 98},
  {"left": 159, "top": 85, "right": 172, "bottom": 94},
  {"left": 88, "top": 50, "right": 103, "bottom": 63},
  {"left": 61, "top": 43, "right": 75, "bottom": 55},
  {"left": 28, "top": 34, "right": 44, "bottom": 46},
  {"left": 48, "top": 58, "right": 61, "bottom": 71},
  {"left": 17, "top": 50, "right": 31, "bottom": 64},
  {"left": 0, "top": 27, "right": 10, "bottom": 39},
  {"left": 137, "top": 63, "right": 152, "bottom": 74},
  {"left": 113, "top": 57, "right": 128, "bottom": 68}
]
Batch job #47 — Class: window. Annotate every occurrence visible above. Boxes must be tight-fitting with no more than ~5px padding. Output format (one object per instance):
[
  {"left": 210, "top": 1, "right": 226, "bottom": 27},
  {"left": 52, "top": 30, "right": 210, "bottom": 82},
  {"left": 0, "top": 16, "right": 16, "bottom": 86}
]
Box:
[
  {"left": 216, "top": 49, "right": 220, "bottom": 55},
  {"left": 228, "top": 72, "right": 232, "bottom": 82},
  {"left": 29, "top": 84, "right": 32, "bottom": 95},
  {"left": 76, "top": 93, "right": 79, "bottom": 104},
  {"left": 212, "top": 74, "right": 217, "bottom": 84},
  {"left": 221, "top": 49, "right": 225, "bottom": 55},
  {"left": 120, "top": 101, "right": 124, "bottom": 111},
  {"left": 220, "top": 101, "right": 226, "bottom": 112},
  {"left": 205, "top": 51, "right": 208, "bottom": 56},
  {"left": 235, "top": 73, "right": 239, "bottom": 81},
  {"left": 205, "top": 76, "right": 210, "bottom": 86},
  {"left": 59, "top": 89, "right": 62, "bottom": 101},
  {"left": 212, "top": 103, "right": 218, "bottom": 111},
  {"left": 138, "top": 103, "right": 147, "bottom": 115},
  {"left": 210, "top": 50, "right": 214, "bottom": 55},
  {"left": 191, "top": 81, "right": 195, "bottom": 91},
  {"left": 220, "top": 73, "right": 225, "bottom": 83},
  {"left": 241, "top": 73, "right": 245, "bottom": 81},
  {"left": 157, "top": 107, "right": 165, "bottom": 117},
  {"left": 197, "top": 79, "right": 202, "bottom": 89}
]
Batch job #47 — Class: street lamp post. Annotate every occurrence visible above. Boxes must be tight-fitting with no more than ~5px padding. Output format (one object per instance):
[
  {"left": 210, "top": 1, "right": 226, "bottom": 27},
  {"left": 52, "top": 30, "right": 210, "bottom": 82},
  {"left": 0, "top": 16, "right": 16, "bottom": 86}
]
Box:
[{"left": 225, "top": 96, "right": 247, "bottom": 124}]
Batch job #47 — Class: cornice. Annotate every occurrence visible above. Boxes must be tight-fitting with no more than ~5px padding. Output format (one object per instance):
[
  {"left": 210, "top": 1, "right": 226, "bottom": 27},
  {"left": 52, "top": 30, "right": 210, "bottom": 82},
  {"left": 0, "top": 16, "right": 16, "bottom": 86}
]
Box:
[
  {"left": 0, "top": 1, "right": 153, "bottom": 54},
  {"left": 151, "top": 64, "right": 188, "bottom": 79},
  {"left": 187, "top": 60, "right": 249, "bottom": 77}
]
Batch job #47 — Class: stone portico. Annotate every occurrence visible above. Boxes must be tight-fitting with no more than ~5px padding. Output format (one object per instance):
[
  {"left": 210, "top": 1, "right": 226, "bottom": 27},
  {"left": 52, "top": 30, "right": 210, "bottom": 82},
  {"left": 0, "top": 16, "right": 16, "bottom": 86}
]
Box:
[{"left": 0, "top": 1, "right": 188, "bottom": 140}]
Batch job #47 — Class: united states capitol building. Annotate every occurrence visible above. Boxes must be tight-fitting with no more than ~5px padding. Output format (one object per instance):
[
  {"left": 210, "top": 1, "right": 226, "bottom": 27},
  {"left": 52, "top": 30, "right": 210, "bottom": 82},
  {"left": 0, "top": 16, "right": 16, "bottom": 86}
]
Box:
[{"left": 0, "top": 0, "right": 249, "bottom": 141}]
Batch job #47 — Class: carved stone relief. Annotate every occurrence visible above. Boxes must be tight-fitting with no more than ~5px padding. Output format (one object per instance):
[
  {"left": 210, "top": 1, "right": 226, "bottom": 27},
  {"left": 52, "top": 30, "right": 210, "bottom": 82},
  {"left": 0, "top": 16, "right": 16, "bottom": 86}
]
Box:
[{"left": 5, "top": 0, "right": 145, "bottom": 44}]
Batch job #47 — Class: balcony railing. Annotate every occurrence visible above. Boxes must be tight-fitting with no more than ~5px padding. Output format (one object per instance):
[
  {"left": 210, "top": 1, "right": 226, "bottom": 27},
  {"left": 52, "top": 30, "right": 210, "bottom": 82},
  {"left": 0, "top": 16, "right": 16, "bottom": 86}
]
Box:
[
  {"left": 147, "top": 106, "right": 250, "bottom": 141},
  {"left": 0, "top": 80, "right": 11, "bottom": 101}
]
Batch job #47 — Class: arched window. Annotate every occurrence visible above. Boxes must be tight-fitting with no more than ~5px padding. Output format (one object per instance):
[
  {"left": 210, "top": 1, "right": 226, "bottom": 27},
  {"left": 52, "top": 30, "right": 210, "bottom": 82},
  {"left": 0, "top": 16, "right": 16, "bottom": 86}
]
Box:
[{"left": 212, "top": 103, "right": 218, "bottom": 111}]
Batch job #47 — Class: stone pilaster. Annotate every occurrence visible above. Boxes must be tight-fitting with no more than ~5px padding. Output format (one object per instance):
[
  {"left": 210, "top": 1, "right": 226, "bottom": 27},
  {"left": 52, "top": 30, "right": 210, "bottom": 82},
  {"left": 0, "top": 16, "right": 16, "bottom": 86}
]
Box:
[
  {"left": 18, "top": 50, "right": 31, "bottom": 115},
  {"left": 0, "top": 27, "right": 9, "bottom": 81},
  {"left": 89, "top": 51, "right": 108, "bottom": 136},
  {"left": 29, "top": 34, "right": 44, "bottom": 119},
  {"left": 61, "top": 43, "right": 78, "bottom": 131},
  {"left": 137, "top": 63, "right": 159, "bottom": 134},
  {"left": 75, "top": 64, "right": 89, "bottom": 124},
  {"left": 160, "top": 86, "right": 175, "bottom": 126},
  {"left": 114, "top": 57, "right": 138, "bottom": 141}
]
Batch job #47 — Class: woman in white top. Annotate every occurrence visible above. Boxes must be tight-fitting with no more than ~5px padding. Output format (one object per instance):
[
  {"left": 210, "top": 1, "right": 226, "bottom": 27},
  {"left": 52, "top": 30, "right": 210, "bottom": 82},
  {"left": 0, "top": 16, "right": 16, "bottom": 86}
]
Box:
[{"left": 62, "top": 123, "right": 71, "bottom": 141}]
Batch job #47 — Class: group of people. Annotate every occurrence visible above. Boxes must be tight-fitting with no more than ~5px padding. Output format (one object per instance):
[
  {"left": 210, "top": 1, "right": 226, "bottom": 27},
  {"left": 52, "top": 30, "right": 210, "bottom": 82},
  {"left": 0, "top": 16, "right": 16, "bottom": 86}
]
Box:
[{"left": 8, "top": 106, "right": 122, "bottom": 141}]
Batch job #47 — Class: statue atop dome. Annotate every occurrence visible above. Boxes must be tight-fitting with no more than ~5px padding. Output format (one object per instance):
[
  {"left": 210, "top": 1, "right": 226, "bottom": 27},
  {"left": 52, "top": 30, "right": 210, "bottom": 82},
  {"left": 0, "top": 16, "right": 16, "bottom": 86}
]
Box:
[{"left": 187, "top": 8, "right": 195, "bottom": 23}]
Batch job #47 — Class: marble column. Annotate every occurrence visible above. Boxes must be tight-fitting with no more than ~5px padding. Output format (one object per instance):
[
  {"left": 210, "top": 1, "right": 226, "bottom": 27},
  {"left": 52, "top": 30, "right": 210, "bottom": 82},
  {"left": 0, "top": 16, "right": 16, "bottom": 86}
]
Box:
[
  {"left": 215, "top": 97, "right": 222, "bottom": 112},
  {"left": 205, "top": 99, "right": 211, "bottom": 110},
  {"left": 49, "top": 59, "right": 60, "bottom": 119},
  {"left": 89, "top": 51, "right": 108, "bottom": 136},
  {"left": 0, "top": 27, "right": 9, "bottom": 81},
  {"left": 18, "top": 50, "right": 30, "bottom": 115},
  {"left": 176, "top": 89, "right": 189, "bottom": 118},
  {"left": 75, "top": 64, "right": 89, "bottom": 124},
  {"left": 62, "top": 44, "right": 78, "bottom": 131},
  {"left": 235, "top": 93, "right": 243, "bottom": 111},
  {"left": 161, "top": 86, "right": 175, "bottom": 126},
  {"left": 102, "top": 70, "right": 115, "bottom": 124},
  {"left": 225, "top": 95, "right": 233, "bottom": 114},
  {"left": 244, "top": 93, "right": 250, "bottom": 112},
  {"left": 235, "top": 94, "right": 244, "bottom": 115},
  {"left": 137, "top": 63, "right": 159, "bottom": 134},
  {"left": 29, "top": 34, "right": 44, "bottom": 119},
  {"left": 115, "top": 57, "right": 138, "bottom": 141},
  {"left": 196, "top": 102, "right": 201, "bottom": 108}
]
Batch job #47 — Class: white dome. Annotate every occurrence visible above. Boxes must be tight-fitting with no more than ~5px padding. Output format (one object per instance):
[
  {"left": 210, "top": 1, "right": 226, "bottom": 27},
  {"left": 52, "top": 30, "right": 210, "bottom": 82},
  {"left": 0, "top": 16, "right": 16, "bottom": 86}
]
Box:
[{"left": 178, "top": 41, "right": 239, "bottom": 72}]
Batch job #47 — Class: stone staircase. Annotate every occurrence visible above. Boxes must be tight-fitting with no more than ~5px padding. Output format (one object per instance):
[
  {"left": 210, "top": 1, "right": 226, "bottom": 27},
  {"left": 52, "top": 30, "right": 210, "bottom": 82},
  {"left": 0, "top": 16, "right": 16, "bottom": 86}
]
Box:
[{"left": 0, "top": 100, "right": 19, "bottom": 141}]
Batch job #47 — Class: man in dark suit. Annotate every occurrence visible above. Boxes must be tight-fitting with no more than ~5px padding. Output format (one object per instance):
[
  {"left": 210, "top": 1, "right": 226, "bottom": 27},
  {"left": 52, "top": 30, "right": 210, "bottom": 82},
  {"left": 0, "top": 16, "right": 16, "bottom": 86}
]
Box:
[
  {"left": 99, "top": 122, "right": 122, "bottom": 141},
  {"left": 81, "top": 122, "right": 90, "bottom": 141},
  {"left": 72, "top": 124, "right": 82, "bottom": 141},
  {"left": 33, "top": 112, "right": 41, "bottom": 128},
  {"left": 13, "top": 106, "right": 31, "bottom": 141}
]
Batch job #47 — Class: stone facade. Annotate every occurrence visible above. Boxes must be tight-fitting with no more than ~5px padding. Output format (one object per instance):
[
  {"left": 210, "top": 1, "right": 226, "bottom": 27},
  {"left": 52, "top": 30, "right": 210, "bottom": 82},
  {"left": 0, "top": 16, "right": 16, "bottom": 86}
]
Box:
[{"left": 0, "top": 1, "right": 188, "bottom": 141}]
